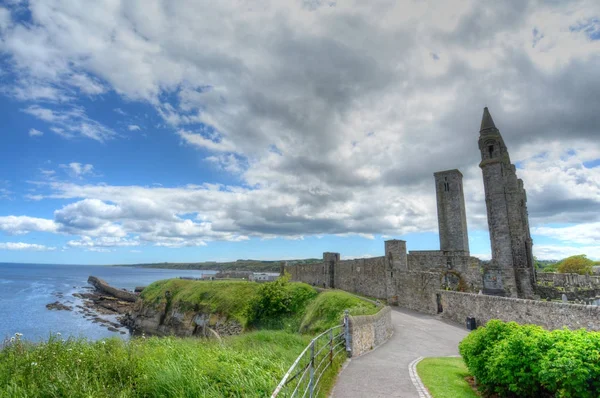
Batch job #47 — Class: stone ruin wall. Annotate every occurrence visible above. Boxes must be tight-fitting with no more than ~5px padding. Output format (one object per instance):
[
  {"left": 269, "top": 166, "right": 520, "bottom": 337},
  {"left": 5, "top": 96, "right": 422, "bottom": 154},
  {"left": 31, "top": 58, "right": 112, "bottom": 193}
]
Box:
[
  {"left": 537, "top": 272, "right": 600, "bottom": 287},
  {"left": 535, "top": 272, "right": 600, "bottom": 302},
  {"left": 286, "top": 255, "right": 389, "bottom": 299},
  {"left": 286, "top": 241, "right": 484, "bottom": 314},
  {"left": 440, "top": 290, "right": 600, "bottom": 331}
]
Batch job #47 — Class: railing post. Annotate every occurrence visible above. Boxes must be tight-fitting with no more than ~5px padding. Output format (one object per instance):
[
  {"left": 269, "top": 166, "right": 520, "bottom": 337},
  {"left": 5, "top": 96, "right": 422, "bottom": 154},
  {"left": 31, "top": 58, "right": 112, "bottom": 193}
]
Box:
[
  {"left": 309, "top": 340, "right": 315, "bottom": 398},
  {"left": 329, "top": 328, "right": 333, "bottom": 365},
  {"left": 344, "top": 309, "right": 352, "bottom": 357}
]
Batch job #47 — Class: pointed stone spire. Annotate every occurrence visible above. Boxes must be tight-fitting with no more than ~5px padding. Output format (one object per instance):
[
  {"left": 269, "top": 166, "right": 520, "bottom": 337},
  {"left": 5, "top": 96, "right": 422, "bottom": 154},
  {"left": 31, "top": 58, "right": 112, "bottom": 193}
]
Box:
[{"left": 480, "top": 107, "right": 498, "bottom": 133}]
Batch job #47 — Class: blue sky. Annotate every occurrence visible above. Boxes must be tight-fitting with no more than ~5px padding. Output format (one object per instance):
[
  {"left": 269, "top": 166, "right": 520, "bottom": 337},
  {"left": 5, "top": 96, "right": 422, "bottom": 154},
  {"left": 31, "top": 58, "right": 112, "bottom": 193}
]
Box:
[{"left": 0, "top": 0, "right": 599, "bottom": 264}]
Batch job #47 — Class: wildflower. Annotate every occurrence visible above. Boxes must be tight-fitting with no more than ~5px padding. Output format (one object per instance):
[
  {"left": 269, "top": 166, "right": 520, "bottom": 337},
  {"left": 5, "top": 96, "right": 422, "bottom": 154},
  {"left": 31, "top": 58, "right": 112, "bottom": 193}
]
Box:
[
  {"left": 56, "top": 332, "right": 61, "bottom": 336},
  {"left": 15, "top": 333, "right": 23, "bottom": 337},
  {"left": 31, "top": 362, "right": 38, "bottom": 366},
  {"left": 10, "top": 337, "right": 15, "bottom": 343},
  {"left": 101, "top": 341, "right": 106, "bottom": 345}
]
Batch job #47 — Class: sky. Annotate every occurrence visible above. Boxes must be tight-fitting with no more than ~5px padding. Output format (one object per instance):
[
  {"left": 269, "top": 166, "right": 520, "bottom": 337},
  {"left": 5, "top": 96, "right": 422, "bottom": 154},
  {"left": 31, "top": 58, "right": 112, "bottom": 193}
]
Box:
[{"left": 0, "top": 0, "right": 599, "bottom": 265}]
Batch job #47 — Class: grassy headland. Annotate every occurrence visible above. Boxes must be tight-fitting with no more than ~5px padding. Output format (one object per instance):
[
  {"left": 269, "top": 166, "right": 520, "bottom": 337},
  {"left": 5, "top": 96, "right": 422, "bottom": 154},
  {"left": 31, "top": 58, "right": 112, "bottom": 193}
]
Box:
[{"left": 1, "top": 278, "right": 379, "bottom": 397}]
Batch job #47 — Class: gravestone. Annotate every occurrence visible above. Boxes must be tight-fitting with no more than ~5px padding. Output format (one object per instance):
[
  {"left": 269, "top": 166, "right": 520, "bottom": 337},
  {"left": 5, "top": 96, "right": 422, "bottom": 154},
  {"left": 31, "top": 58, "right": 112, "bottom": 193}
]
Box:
[
  {"left": 483, "top": 269, "right": 506, "bottom": 296},
  {"left": 562, "top": 294, "right": 568, "bottom": 303}
]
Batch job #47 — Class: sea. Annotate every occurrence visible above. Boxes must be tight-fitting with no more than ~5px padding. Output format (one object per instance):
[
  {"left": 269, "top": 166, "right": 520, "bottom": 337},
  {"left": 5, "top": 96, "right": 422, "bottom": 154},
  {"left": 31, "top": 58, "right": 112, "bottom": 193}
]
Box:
[{"left": 0, "top": 263, "right": 217, "bottom": 342}]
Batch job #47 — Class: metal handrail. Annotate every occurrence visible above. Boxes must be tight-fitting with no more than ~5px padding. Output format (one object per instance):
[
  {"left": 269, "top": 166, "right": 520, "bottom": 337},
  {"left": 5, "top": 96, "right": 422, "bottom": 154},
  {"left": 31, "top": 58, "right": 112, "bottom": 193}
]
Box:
[{"left": 271, "top": 311, "right": 350, "bottom": 398}]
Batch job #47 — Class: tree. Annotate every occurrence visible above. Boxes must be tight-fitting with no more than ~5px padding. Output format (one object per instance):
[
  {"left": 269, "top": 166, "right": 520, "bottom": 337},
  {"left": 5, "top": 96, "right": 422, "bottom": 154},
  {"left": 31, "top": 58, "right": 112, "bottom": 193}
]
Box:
[{"left": 557, "top": 255, "right": 594, "bottom": 275}]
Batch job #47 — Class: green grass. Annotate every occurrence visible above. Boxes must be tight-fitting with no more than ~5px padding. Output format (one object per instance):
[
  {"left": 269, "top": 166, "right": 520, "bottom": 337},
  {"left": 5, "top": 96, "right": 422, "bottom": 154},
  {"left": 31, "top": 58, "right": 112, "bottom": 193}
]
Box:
[
  {"left": 0, "top": 281, "right": 383, "bottom": 397},
  {"left": 300, "top": 290, "right": 379, "bottom": 333},
  {"left": 416, "top": 357, "right": 478, "bottom": 398},
  {"left": 0, "top": 331, "right": 314, "bottom": 398},
  {"left": 141, "top": 279, "right": 262, "bottom": 326}
]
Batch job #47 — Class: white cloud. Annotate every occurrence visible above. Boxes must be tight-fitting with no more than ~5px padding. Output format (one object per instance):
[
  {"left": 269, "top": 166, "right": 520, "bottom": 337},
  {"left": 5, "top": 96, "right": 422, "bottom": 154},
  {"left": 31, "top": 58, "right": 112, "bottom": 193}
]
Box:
[
  {"left": 68, "top": 73, "right": 106, "bottom": 95},
  {"left": 205, "top": 154, "right": 245, "bottom": 174},
  {"left": 66, "top": 236, "right": 139, "bottom": 250},
  {"left": 28, "top": 128, "right": 43, "bottom": 137},
  {"left": 0, "top": 216, "right": 58, "bottom": 235},
  {"left": 22, "top": 106, "right": 116, "bottom": 142},
  {"left": 0, "top": 0, "right": 599, "bottom": 256},
  {"left": 0, "top": 7, "right": 9, "bottom": 30},
  {"left": 533, "top": 223, "right": 600, "bottom": 245},
  {"left": 128, "top": 125, "right": 141, "bottom": 131},
  {"left": 534, "top": 245, "right": 600, "bottom": 261},
  {"left": 0, "top": 242, "right": 55, "bottom": 251},
  {"left": 60, "top": 162, "right": 94, "bottom": 178}
]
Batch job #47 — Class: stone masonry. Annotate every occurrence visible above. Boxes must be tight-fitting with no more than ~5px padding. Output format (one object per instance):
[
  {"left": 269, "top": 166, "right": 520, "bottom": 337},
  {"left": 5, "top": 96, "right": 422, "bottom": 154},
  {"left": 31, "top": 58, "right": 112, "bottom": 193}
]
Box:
[
  {"left": 434, "top": 169, "right": 469, "bottom": 254},
  {"left": 287, "top": 107, "right": 537, "bottom": 314},
  {"left": 479, "top": 107, "right": 535, "bottom": 298}
]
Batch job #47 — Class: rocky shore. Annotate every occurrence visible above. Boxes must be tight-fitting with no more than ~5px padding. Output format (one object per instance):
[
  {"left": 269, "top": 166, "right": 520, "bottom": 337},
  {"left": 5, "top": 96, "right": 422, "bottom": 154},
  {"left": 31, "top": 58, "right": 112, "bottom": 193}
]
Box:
[
  {"left": 46, "top": 276, "right": 246, "bottom": 339},
  {"left": 45, "top": 277, "right": 141, "bottom": 335}
]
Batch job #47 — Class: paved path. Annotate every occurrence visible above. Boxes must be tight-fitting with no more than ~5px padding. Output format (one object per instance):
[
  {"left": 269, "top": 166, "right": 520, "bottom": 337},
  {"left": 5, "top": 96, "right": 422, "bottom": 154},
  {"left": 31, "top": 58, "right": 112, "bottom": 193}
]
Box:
[{"left": 331, "top": 307, "right": 468, "bottom": 398}]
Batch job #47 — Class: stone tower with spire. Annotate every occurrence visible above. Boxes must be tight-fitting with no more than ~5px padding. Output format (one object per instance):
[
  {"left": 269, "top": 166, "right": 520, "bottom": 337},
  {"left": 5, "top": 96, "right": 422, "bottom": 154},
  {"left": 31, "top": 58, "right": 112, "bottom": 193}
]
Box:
[{"left": 479, "top": 107, "right": 535, "bottom": 298}]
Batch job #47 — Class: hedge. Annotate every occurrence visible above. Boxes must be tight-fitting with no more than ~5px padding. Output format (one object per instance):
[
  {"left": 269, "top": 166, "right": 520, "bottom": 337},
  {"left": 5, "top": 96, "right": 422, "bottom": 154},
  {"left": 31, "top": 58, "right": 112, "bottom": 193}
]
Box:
[{"left": 459, "top": 320, "right": 600, "bottom": 398}]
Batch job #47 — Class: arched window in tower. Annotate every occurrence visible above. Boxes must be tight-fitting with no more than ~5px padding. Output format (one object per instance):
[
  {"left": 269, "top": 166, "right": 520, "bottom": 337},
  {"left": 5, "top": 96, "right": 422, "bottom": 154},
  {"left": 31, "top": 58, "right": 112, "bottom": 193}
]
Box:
[
  {"left": 444, "top": 177, "right": 450, "bottom": 192},
  {"left": 488, "top": 145, "right": 494, "bottom": 158}
]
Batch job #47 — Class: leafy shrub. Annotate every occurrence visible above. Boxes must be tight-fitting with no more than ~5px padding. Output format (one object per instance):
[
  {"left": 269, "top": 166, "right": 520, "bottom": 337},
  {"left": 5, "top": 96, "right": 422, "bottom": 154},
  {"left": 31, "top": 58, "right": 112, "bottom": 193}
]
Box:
[
  {"left": 459, "top": 320, "right": 519, "bottom": 392},
  {"left": 246, "top": 274, "right": 317, "bottom": 329},
  {"left": 557, "top": 254, "right": 594, "bottom": 275},
  {"left": 460, "top": 320, "right": 600, "bottom": 398},
  {"left": 538, "top": 329, "right": 600, "bottom": 398},
  {"left": 485, "top": 324, "right": 551, "bottom": 397}
]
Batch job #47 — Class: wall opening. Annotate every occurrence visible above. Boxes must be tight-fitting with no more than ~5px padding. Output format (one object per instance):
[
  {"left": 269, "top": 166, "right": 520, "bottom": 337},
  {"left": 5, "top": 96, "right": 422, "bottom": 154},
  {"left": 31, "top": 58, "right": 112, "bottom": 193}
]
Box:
[
  {"left": 436, "top": 293, "right": 443, "bottom": 313},
  {"left": 488, "top": 145, "right": 494, "bottom": 158}
]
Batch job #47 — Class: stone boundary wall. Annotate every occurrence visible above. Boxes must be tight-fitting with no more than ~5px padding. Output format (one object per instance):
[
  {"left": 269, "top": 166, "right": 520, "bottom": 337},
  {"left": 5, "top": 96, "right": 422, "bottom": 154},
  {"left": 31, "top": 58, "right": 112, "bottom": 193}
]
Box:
[
  {"left": 334, "top": 256, "right": 388, "bottom": 299},
  {"left": 348, "top": 306, "right": 393, "bottom": 357},
  {"left": 537, "top": 272, "right": 600, "bottom": 287},
  {"left": 440, "top": 290, "right": 600, "bottom": 331}
]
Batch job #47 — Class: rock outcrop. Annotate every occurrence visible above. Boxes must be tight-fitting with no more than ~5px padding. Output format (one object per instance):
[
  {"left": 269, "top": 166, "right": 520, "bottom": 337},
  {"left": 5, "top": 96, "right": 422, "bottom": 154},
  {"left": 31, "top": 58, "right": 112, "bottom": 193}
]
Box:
[
  {"left": 124, "top": 299, "right": 243, "bottom": 338},
  {"left": 87, "top": 276, "right": 137, "bottom": 302}
]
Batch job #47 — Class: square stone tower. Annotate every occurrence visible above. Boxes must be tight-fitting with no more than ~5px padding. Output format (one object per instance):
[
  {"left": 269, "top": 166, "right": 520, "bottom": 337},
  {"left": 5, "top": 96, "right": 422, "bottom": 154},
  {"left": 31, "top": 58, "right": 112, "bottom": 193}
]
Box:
[
  {"left": 478, "top": 107, "right": 535, "bottom": 298},
  {"left": 434, "top": 169, "right": 470, "bottom": 254}
]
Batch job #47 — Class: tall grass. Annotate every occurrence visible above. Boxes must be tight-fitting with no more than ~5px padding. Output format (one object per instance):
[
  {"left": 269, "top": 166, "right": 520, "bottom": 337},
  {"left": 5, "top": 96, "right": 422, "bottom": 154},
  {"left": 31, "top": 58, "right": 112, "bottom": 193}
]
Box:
[
  {"left": 300, "top": 290, "right": 379, "bottom": 333},
  {"left": 0, "top": 331, "right": 310, "bottom": 398}
]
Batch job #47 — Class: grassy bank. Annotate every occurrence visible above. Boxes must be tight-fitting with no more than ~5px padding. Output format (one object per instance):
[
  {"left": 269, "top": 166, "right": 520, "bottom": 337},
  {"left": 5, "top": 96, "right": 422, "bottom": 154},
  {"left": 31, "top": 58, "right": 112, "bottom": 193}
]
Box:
[
  {"left": 416, "top": 357, "right": 477, "bottom": 398},
  {"left": 1, "top": 278, "right": 381, "bottom": 397},
  {"left": 0, "top": 331, "right": 310, "bottom": 398}
]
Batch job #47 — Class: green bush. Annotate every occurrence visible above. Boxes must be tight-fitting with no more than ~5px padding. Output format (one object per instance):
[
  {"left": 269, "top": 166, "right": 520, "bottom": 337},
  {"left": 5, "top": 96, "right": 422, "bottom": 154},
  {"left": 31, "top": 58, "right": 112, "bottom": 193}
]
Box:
[
  {"left": 538, "top": 329, "right": 600, "bottom": 398},
  {"left": 459, "top": 320, "right": 519, "bottom": 392},
  {"left": 485, "top": 324, "right": 552, "bottom": 397},
  {"left": 245, "top": 274, "right": 318, "bottom": 330},
  {"left": 459, "top": 320, "right": 600, "bottom": 398}
]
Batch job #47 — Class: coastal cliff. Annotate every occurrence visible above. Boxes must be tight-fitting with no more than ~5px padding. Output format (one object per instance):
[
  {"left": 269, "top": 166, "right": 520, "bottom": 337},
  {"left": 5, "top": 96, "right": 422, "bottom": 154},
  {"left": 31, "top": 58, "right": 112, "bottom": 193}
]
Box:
[
  {"left": 123, "top": 279, "right": 260, "bottom": 337},
  {"left": 127, "top": 300, "right": 243, "bottom": 337}
]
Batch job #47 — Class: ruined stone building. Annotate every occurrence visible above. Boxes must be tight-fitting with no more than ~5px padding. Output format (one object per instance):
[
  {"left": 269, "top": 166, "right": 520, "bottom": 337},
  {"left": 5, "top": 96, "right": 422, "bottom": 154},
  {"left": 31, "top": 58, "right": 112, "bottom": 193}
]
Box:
[
  {"left": 478, "top": 107, "right": 536, "bottom": 298},
  {"left": 286, "top": 107, "right": 536, "bottom": 311}
]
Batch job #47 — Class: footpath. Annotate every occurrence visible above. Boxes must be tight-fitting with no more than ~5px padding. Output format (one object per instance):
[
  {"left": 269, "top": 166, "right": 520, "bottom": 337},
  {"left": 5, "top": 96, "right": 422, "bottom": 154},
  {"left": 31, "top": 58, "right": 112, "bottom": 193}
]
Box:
[{"left": 331, "top": 307, "right": 468, "bottom": 397}]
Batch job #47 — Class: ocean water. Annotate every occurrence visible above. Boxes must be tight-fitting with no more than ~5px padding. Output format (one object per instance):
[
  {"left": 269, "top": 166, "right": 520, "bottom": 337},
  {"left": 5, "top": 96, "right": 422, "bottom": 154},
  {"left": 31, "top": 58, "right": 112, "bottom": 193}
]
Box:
[{"left": 0, "top": 263, "right": 216, "bottom": 342}]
